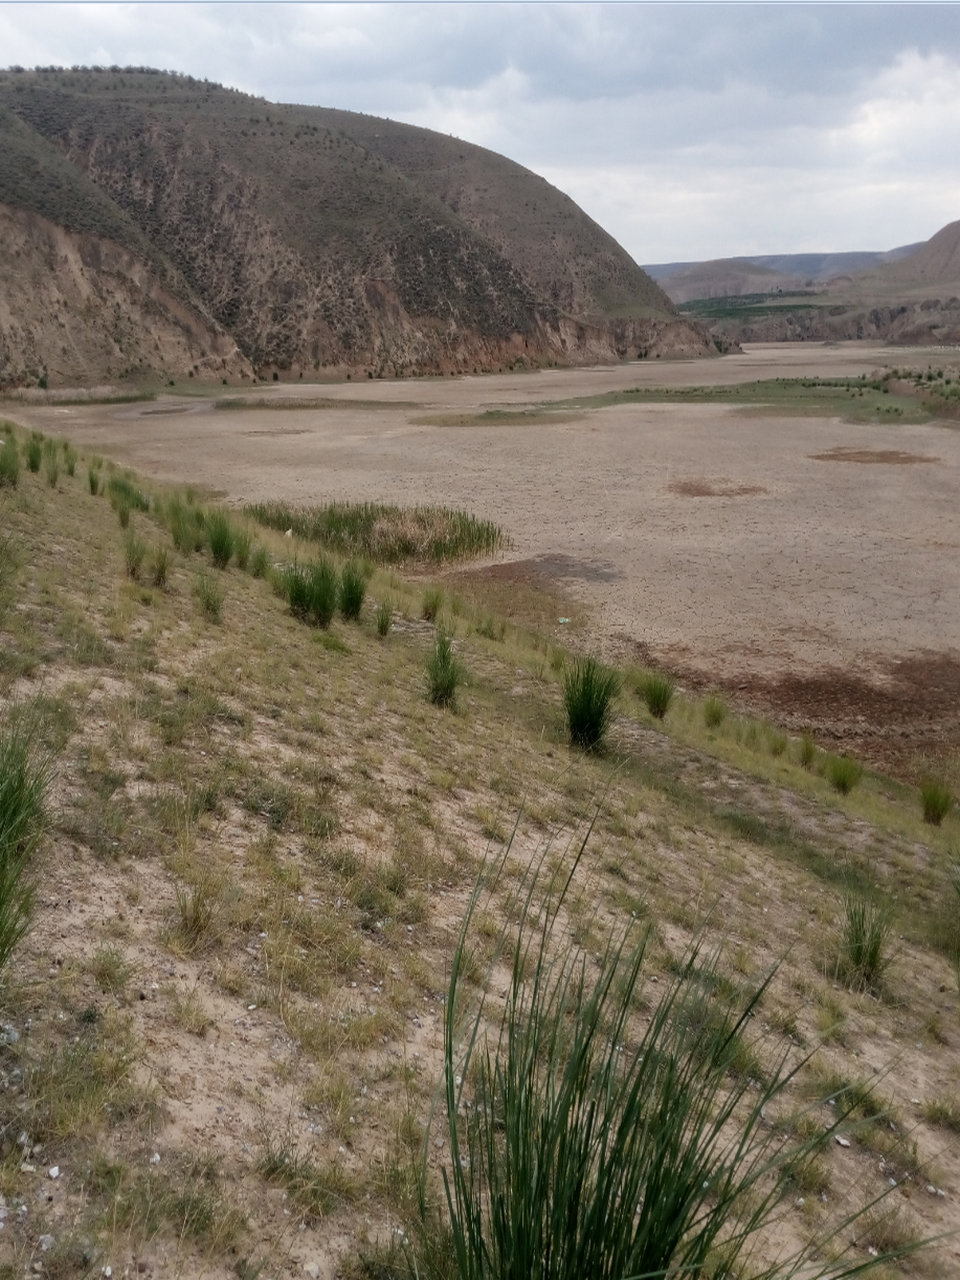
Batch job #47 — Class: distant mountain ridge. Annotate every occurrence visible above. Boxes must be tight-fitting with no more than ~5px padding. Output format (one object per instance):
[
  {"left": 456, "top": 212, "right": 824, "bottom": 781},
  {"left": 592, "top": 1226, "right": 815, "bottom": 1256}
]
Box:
[
  {"left": 648, "top": 223, "right": 960, "bottom": 345},
  {"left": 0, "top": 66, "right": 713, "bottom": 389}
]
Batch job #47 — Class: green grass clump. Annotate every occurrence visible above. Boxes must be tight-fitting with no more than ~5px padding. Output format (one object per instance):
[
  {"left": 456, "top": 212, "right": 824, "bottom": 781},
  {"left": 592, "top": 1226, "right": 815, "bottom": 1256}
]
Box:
[
  {"left": 563, "top": 656, "right": 619, "bottom": 752},
  {"left": 375, "top": 598, "right": 392, "bottom": 638},
  {"left": 703, "top": 695, "right": 726, "bottom": 728},
  {"left": 25, "top": 433, "right": 43, "bottom": 473},
  {"left": 425, "top": 838, "right": 906, "bottom": 1280},
  {"left": 339, "top": 561, "right": 367, "bottom": 621},
  {"left": 194, "top": 571, "right": 225, "bottom": 623},
  {"left": 247, "top": 499, "right": 503, "bottom": 565},
  {"left": 87, "top": 463, "right": 101, "bottom": 495},
  {"left": 640, "top": 669, "right": 675, "bottom": 720},
  {"left": 206, "top": 510, "right": 235, "bottom": 569},
  {"left": 107, "top": 472, "right": 150, "bottom": 515},
  {"left": 421, "top": 587, "right": 444, "bottom": 622},
  {"left": 249, "top": 543, "right": 269, "bottom": 578},
  {"left": 426, "top": 626, "right": 462, "bottom": 708},
  {"left": 42, "top": 439, "right": 59, "bottom": 487},
  {"left": 167, "top": 496, "right": 206, "bottom": 553},
  {"left": 233, "top": 525, "right": 252, "bottom": 571},
  {"left": 835, "top": 895, "right": 894, "bottom": 994},
  {"left": 0, "top": 705, "right": 53, "bottom": 977},
  {"left": 123, "top": 529, "right": 147, "bottom": 579},
  {"left": 280, "top": 560, "right": 338, "bottom": 628},
  {"left": 0, "top": 433, "right": 20, "bottom": 487},
  {"left": 920, "top": 778, "right": 952, "bottom": 826},
  {"left": 825, "top": 753, "right": 863, "bottom": 795},
  {"left": 151, "top": 544, "right": 170, "bottom": 589}
]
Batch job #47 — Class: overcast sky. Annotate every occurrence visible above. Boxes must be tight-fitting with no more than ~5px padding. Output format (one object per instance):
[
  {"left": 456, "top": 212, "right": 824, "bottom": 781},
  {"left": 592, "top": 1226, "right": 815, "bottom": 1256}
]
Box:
[{"left": 2, "top": 3, "right": 959, "bottom": 264}]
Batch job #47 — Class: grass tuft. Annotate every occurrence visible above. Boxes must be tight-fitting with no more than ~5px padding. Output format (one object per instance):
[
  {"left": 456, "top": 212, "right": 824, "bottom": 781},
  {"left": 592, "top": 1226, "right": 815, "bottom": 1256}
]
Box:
[
  {"left": 640, "top": 669, "right": 675, "bottom": 720},
  {"left": 376, "top": 598, "right": 392, "bottom": 638},
  {"left": 825, "top": 753, "right": 863, "bottom": 795},
  {"left": 563, "top": 656, "right": 619, "bottom": 752},
  {"left": 0, "top": 704, "right": 53, "bottom": 977},
  {"left": 423, "top": 835, "right": 913, "bottom": 1280},
  {"left": 835, "top": 895, "right": 894, "bottom": 993},
  {"left": 0, "top": 432, "right": 20, "bottom": 487},
  {"left": 339, "top": 560, "right": 367, "bottom": 621},
  {"left": 194, "top": 570, "right": 225, "bottom": 623},
  {"left": 426, "top": 626, "right": 462, "bottom": 708},
  {"left": 703, "top": 694, "right": 727, "bottom": 728},
  {"left": 206, "top": 509, "right": 235, "bottom": 569},
  {"left": 920, "top": 778, "right": 952, "bottom": 826}
]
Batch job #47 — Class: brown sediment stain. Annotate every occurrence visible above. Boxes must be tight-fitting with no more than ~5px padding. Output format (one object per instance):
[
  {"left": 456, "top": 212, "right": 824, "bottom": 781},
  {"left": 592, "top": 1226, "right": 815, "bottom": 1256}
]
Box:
[
  {"left": 669, "top": 478, "right": 767, "bottom": 497},
  {"left": 809, "top": 447, "right": 939, "bottom": 465}
]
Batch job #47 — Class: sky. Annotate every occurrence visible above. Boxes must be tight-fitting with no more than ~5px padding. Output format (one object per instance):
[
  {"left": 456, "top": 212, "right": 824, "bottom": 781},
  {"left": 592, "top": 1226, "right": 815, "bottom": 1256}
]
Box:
[{"left": 2, "top": 2, "right": 960, "bottom": 265}]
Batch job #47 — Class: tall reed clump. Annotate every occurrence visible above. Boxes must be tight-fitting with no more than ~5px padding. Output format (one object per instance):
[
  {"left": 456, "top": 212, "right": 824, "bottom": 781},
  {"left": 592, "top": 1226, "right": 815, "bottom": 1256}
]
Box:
[
  {"left": 25, "top": 433, "right": 43, "bottom": 473},
  {"left": 426, "top": 627, "right": 462, "bottom": 707},
  {"left": 167, "top": 496, "right": 206, "bottom": 553},
  {"left": 339, "top": 561, "right": 367, "bottom": 621},
  {"left": 206, "top": 510, "right": 235, "bottom": 570},
  {"left": 42, "top": 439, "right": 59, "bottom": 488},
  {"left": 920, "top": 778, "right": 952, "bottom": 826},
  {"left": 640, "top": 669, "right": 675, "bottom": 720},
  {"left": 825, "top": 754, "right": 863, "bottom": 795},
  {"left": 421, "top": 835, "right": 912, "bottom": 1280},
  {"left": 835, "top": 895, "right": 894, "bottom": 994},
  {"left": 0, "top": 706, "right": 54, "bottom": 977},
  {"left": 279, "top": 560, "right": 338, "bottom": 629},
  {"left": 0, "top": 433, "right": 20, "bottom": 487},
  {"left": 563, "top": 656, "right": 620, "bottom": 752}
]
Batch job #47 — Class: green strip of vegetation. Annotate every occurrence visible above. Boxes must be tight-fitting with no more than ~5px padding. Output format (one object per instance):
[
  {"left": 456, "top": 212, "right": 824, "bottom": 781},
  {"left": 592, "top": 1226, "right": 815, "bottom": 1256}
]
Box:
[{"left": 247, "top": 500, "right": 504, "bottom": 565}]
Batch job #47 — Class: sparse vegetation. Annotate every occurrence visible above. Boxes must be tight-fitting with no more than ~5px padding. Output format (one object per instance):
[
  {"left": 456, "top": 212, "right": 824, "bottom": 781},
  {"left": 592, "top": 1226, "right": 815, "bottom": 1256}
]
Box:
[
  {"left": 421, "top": 587, "right": 444, "bottom": 622},
  {"left": 703, "top": 694, "right": 727, "bottom": 728},
  {"left": 194, "top": 569, "right": 225, "bottom": 622},
  {"left": 0, "top": 431, "right": 20, "bottom": 486},
  {"left": 563, "top": 656, "right": 619, "bottom": 752}
]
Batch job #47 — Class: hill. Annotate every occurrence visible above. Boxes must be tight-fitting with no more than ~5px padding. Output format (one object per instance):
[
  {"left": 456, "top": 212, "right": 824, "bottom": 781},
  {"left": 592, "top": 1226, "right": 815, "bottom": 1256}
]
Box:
[
  {"left": 0, "top": 395, "right": 958, "bottom": 1277},
  {"left": 650, "top": 229, "right": 960, "bottom": 345},
  {"left": 0, "top": 67, "right": 712, "bottom": 389}
]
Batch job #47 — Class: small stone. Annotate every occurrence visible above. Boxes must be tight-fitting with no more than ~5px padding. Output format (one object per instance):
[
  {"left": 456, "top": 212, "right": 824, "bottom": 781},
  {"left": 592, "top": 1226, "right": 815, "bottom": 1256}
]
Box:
[
  {"left": 48, "top": 1166, "right": 59, "bottom": 1179},
  {"left": 835, "top": 1135, "right": 851, "bottom": 1148},
  {"left": 39, "top": 1234, "right": 55, "bottom": 1252}
]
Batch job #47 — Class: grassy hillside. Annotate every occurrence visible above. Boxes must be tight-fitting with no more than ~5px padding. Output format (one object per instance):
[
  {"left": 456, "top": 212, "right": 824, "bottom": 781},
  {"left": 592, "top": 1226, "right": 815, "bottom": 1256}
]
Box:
[
  {"left": 0, "top": 67, "right": 710, "bottom": 387},
  {"left": 0, "top": 420, "right": 958, "bottom": 1277}
]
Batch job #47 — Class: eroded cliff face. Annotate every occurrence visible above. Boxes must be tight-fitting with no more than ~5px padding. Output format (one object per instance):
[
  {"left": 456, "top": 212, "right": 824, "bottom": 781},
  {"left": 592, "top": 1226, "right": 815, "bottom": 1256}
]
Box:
[
  {"left": 709, "top": 299, "right": 960, "bottom": 347},
  {"left": 0, "top": 203, "right": 250, "bottom": 388}
]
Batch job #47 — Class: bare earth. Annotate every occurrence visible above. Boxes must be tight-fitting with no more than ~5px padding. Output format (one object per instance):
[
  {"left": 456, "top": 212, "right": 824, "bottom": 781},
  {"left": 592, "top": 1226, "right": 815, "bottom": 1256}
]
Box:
[{"left": 10, "top": 341, "right": 960, "bottom": 771}]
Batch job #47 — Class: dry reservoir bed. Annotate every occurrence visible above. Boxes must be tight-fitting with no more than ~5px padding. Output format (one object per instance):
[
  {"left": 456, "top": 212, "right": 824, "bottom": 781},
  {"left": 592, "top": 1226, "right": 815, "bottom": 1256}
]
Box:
[{"left": 10, "top": 342, "right": 960, "bottom": 769}]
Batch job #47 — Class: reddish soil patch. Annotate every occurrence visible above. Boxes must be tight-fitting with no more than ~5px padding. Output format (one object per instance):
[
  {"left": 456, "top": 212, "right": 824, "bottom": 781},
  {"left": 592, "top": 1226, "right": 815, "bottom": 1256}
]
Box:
[
  {"left": 809, "top": 446, "right": 940, "bottom": 464},
  {"left": 668, "top": 478, "right": 767, "bottom": 497}
]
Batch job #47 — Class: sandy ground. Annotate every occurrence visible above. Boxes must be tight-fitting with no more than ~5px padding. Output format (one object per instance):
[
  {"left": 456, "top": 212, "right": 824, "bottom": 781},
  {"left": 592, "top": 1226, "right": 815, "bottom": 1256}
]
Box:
[{"left": 9, "top": 342, "right": 960, "bottom": 765}]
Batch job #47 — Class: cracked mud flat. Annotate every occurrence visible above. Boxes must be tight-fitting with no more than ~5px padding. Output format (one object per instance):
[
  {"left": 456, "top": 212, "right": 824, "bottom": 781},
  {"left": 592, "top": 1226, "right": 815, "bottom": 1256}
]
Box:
[{"left": 10, "top": 342, "right": 960, "bottom": 772}]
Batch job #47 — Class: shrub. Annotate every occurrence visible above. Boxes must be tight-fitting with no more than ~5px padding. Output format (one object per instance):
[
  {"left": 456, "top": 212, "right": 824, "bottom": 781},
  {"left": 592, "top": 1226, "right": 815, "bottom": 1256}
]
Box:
[
  {"left": 0, "top": 434, "right": 20, "bottom": 488},
  {"left": 426, "top": 627, "right": 462, "bottom": 708},
  {"left": 422, "top": 587, "right": 444, "bottom": 622},
  {"left": 123, "top": 529, "right": 147, "bottom": 579},
  {"left": 0, "top": 706, "right": 53, "bottom": 977},
  {"left": 836, "top": 895, "right": 893, "bottom": 993},
  {"left": 194, "top": 571, "right": 224, "bottom": 623},
  {"left": 563, "top": 656, "right": 620, "bottom": 752},
  {"left": 703, "top": 695, "right": 726, "bottom": 728},
  {"left": 375, "top": 599, "right": 392, "bottom": 638},
  {"left": 424, "top": 838, "right": 912, "bottom": 1280},
  {"left": 920, "top": 778, "right": 952, "bottom": 826},
  {"left": 825, "top": 754, "right": 863, "bottom": 795},
  {"left": 206, "top": 511, "right": 234, "bottom": 569},
  {"left": 339, "top": 561, "right": 367, "bottom": 621},
  {"left": 641, "top": 670, "right": 675, "bottom": 720}
]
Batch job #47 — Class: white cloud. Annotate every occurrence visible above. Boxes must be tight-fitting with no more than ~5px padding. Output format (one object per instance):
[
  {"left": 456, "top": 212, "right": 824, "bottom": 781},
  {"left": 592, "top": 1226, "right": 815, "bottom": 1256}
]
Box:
[{"left": 1, "top": 3, "right": 959, "bottom": 260}]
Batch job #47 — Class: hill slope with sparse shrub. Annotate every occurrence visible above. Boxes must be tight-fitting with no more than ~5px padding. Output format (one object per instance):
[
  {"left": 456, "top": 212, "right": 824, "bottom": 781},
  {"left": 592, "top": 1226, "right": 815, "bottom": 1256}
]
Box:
[{"left": 0, "top": 66, "right": 713, "bottom": 389}]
